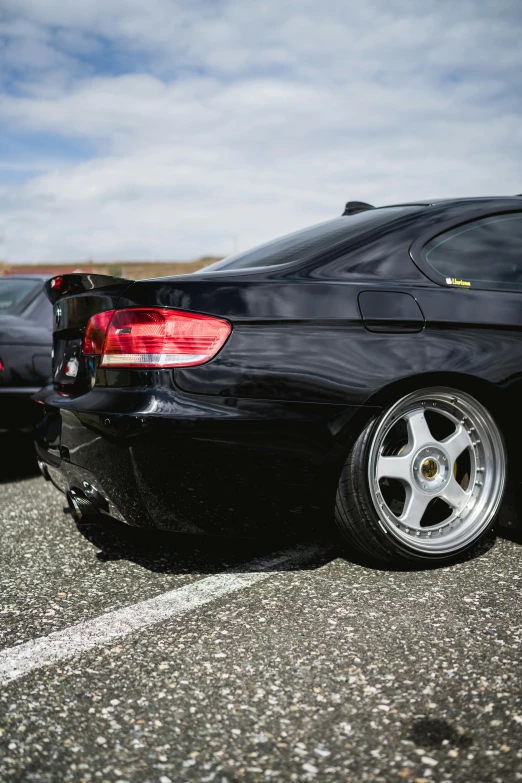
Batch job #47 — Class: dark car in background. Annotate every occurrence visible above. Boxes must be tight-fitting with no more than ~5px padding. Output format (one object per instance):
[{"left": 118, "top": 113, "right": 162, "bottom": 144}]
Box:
[
  {"left": 35, "top": 196, "right": 522, "bottom": 566},
  {"left": 0, "top": 275, "right": 52, "bottom": 435}
]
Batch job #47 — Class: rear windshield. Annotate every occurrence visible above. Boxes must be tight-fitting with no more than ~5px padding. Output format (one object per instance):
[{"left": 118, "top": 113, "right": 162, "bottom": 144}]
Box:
[
  {"left": 202, "top": 207, "right": 419, "bottom": 272},
  {"left": 0, "top": 278, "right": 41, "bottom": 314}
]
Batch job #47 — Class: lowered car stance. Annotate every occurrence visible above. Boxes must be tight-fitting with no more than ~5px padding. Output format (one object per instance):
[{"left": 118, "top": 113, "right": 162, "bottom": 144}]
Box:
[
  {"left": 36, "top": 197, "right": 522, "bottom": 565},
  {"left": 0, "top": 275, "right": 52, "bottom": 435}
]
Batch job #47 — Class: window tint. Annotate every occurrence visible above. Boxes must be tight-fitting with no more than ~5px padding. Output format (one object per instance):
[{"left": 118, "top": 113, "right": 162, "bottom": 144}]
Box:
[
  {"left": 0, "top": 278, "right": 41, "bottom": 313},
  {"left": 23, "top": 291, "right": 52, "bottom": 328},
  {"left": 202, "top": 207, "right": 419, "bottom": 272},
  {"left": 421, "top": 214, "right": 522, "bottom": 290}
]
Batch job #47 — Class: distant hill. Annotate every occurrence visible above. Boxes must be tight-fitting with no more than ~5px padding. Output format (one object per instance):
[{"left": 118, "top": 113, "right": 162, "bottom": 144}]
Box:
[{"left": 0, "top": 257, "right": 222, "bottom": 279}]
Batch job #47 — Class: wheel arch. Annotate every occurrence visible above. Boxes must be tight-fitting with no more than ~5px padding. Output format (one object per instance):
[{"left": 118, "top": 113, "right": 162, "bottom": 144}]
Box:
[
  {"left": 329, "top": 371, "right": 506, "bottom": 458},
  {"left": 364, "top": 371, "right": 507, "bottom": 429}
]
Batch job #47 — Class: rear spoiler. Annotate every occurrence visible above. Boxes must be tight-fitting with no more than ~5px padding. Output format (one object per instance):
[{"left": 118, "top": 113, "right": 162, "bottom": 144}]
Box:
[{"left": 44, "top": 273, "right": 133, "bottom": 305}]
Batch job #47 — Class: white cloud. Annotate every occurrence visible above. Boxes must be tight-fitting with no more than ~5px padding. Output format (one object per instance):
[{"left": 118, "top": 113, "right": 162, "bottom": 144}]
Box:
[{"left": 0, "top": 0, "right": 521, "bottom": 262}]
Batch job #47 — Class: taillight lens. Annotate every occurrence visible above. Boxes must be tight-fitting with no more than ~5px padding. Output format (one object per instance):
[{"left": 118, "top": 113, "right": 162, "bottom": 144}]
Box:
[
  {"left": 50, "top": 275, "right": 64, "bottom": 290},
  {"left": 83, "top": 310, "right": 115, "bottom": 355},
  {"left": 83, "top": 308, "right": 231, "bottom": 368}
]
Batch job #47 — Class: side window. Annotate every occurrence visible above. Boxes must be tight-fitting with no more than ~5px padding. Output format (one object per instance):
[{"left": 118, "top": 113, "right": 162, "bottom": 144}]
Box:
[
  {"left": 420, "top": 213, "right": 522, "bottom": 291},
  {"left": 24, "top": 291, "right": 53, "bottom": 329}
]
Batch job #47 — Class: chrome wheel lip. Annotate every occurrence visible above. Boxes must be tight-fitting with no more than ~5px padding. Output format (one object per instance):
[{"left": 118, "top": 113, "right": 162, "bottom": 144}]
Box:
[{"left": 368, "top": 388, "right": 506, "bottom": 556}]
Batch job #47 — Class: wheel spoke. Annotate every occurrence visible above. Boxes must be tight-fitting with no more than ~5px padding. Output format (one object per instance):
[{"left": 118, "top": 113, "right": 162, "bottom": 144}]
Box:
[
  {"left": 442, "top": 425, "right": 472, "bottom": 464},
  {"left": 404, "top": 410, "right": 433, "bottom": 450},
  {"left": 399, "top": 486, "right": 431, "bottom": 529},
  {"left": 366, "top": 389, "right": 505, "bottom": 555},
  {"left": 376, "top": 454, "right": 411, "bottom": 482},
  {"left": 440, "top": 478, "right": 470, "bottom": 512}
]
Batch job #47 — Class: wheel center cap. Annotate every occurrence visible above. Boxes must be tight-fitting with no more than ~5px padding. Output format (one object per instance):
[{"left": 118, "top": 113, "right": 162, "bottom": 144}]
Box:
[
  {"left": 413, "top": 446, "right": 451, "bottom": 493},
  {"left": 421, "top": 457, "right": 438, "bottom": 480}
]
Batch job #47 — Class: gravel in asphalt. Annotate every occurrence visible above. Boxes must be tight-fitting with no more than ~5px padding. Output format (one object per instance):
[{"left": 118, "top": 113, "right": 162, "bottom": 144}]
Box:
[
  {"left": 1, "top": 445, "right": 521, "bottom": 783},
  {"left": 0, "top": 467, "right": 302, "bottom": 649}
]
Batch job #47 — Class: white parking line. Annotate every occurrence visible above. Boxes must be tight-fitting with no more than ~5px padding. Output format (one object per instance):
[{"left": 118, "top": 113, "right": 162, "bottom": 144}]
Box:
[{"left": 0, "top": 542, "right": 333, "bottom": 688}]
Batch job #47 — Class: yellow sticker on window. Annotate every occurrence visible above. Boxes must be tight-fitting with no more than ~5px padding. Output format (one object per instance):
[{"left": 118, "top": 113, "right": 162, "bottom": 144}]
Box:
[{"left": 445, "top": 277, "right": 471, "bottom": 287}]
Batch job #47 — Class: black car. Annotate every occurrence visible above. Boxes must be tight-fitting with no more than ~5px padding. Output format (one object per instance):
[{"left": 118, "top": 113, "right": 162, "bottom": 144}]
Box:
[
  {"left": 35, "top": 196, "right": 522, "bottom": 565},
  {"left": 0, "top": 275, "right": 52, "bottom": 434}
]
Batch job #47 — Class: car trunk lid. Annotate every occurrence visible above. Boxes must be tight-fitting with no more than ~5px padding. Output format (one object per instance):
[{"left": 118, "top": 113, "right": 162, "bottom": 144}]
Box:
[{"left": 44, "top": 273, "right": 134, "bottom": 393}]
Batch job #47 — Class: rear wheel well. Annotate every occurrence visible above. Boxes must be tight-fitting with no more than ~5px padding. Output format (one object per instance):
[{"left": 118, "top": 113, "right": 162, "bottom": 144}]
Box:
[{"left": 364, "top": 372, "right": 507, "bottom": 437}]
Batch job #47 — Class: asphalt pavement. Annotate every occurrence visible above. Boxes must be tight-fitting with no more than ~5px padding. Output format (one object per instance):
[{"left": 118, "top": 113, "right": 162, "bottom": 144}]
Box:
[{"left": 1, "top": 439, "right": 521, "bottom": 783}]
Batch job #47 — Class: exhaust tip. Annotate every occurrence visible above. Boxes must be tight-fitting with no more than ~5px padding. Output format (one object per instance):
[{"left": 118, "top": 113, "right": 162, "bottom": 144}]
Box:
[
  {"left": 67, "top": 489, "right": 97, "bottom": 523},
  {"left": 37, "top": 459, "right": 51, "bottom": 481}
]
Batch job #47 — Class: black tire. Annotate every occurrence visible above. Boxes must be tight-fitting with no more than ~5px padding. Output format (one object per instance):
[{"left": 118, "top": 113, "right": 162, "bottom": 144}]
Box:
[
  {"left": 335, "top": 388, "right": 506, "bottom": 566},
  {"left": 335, "top": 414, "right": 408, "bottom": 565}
]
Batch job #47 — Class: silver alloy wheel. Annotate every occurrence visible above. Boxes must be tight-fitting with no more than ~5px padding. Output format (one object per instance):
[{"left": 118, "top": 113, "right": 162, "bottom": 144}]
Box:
[{"left": 368, "top": 388, "right": 506, "bottom": 555}]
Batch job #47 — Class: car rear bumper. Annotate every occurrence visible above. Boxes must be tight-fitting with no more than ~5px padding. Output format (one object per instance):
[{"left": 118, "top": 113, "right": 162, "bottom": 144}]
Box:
[{"left": 35, "top": 387, "right": 379, "bottom": 537}]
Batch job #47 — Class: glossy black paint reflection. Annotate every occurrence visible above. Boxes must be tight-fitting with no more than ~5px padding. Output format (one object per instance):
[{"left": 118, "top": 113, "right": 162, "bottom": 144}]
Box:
[{"left": 37, "top": 196, "right": 522, "bottom": 536}]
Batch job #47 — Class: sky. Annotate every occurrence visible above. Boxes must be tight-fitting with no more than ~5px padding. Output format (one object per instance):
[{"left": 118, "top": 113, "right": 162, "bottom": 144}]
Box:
[{"left": 0, "top": 0, "right": 521, "bottom": 263}]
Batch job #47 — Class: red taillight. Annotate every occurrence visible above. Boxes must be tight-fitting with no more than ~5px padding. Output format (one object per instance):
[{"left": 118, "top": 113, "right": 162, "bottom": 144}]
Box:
[
  {"left": 50, "top": 275, "right": 63, "bottom": 289},
  {"left": 83, "top": 310, "right": 115, "bottom": 355},
  {"left": 83, "top": 308, "right": 231, "bottom": 368}
]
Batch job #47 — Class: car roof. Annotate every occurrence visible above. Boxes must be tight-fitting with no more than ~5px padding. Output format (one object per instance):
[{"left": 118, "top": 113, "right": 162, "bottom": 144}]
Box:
[{"left": 383, "top": 195, "right": 522, "bottom": 208}]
